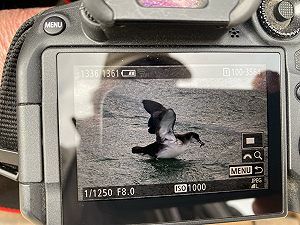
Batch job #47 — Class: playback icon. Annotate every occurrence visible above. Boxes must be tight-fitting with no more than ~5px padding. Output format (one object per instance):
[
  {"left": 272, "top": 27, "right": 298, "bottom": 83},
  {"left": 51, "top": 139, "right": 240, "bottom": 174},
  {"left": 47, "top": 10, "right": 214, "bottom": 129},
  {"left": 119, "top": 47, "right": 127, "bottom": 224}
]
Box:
[{"left": 242, "top": 132, "right": 264, "bottom": 149}]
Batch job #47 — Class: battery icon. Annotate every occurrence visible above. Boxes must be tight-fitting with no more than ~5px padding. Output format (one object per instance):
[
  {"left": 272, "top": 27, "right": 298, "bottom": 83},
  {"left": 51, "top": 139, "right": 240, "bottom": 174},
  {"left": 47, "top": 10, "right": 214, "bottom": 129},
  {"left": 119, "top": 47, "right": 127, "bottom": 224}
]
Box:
[{"left": 121, "top": 70, "right": 136, "bottom": 77}]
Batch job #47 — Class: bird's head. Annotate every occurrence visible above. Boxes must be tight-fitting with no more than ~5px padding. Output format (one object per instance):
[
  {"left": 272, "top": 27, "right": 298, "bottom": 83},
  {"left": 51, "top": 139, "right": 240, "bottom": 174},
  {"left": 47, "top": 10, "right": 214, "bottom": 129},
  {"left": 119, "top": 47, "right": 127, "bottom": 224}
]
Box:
[{"left": 188, "top": 132, "right": 205, "bottom": 147}]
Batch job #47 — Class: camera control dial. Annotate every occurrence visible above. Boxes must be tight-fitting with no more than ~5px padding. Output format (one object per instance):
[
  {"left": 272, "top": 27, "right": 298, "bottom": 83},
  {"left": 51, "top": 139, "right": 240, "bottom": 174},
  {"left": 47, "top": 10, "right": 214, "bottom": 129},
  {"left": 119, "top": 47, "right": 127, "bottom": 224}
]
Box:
[{"left": 257, "top": 0, "right": 300, "bottom": 39}]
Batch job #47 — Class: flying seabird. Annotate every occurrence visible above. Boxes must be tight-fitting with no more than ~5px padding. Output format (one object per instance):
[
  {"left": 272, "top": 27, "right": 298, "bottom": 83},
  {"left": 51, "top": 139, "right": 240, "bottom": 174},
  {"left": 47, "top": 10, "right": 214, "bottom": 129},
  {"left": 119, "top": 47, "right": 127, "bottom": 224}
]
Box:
[{"left": 132, "top": 100, "right": 205, "bottom": 159}]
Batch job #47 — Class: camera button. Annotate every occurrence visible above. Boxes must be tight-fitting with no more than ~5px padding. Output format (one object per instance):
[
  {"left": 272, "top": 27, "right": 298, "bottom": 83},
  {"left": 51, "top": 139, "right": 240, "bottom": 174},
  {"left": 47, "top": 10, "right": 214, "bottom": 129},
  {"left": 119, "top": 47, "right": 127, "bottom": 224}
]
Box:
[
  {"left": 294, "top": 83, "right": 300, "bottom": 101},
  {"left": 44, "top": 16, "right": 66, "bottom": 35},
  {"left": 274, "top": 0, "right": 294, "bottom": 22}
]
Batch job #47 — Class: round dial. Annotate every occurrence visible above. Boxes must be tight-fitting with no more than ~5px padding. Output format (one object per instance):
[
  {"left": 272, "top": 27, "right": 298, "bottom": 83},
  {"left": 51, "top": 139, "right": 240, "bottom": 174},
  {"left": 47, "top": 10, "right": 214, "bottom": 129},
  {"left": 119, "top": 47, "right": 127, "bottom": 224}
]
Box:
[{"left": 257, "top": 0, "right": 300, "bottom": 39}]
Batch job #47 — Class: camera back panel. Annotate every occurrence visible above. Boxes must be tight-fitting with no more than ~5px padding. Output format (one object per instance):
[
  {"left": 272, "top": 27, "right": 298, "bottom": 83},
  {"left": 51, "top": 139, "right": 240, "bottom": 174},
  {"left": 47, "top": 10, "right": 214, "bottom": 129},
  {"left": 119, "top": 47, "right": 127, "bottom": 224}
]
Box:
[{"left": 12, "top": 0, "right": 299, "bottom": 224}]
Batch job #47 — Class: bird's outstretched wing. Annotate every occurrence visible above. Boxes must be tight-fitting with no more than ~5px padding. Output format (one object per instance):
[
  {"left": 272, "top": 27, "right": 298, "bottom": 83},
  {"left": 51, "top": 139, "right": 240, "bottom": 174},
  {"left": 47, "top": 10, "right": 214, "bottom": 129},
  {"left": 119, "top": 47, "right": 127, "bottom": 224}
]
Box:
[
  {"left": 142, "top": 100, "right": 166, "bottom": 114},
  {"left": 142, "top": 100, "right": 176, "bottom": 142}
]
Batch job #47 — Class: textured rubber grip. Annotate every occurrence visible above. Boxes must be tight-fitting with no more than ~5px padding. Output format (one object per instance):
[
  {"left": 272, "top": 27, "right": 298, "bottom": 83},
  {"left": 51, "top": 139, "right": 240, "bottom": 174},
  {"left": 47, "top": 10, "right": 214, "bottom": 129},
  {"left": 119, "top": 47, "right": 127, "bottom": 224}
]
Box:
[{"left": 0, "top": 16, "right": 36, "bottom": 153}]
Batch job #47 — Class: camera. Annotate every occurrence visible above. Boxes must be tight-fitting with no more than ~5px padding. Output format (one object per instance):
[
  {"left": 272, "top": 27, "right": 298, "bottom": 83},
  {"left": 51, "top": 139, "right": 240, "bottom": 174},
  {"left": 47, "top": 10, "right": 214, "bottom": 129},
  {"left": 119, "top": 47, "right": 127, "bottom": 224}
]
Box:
[{"left": 1, "top": 0, "right": 299, "bottom": 224}]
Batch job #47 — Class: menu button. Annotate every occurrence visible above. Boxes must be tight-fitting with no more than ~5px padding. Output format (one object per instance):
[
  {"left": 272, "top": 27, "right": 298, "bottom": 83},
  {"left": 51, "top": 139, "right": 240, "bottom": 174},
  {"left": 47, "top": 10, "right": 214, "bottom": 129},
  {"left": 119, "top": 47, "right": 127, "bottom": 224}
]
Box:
[
  {"left": 229, "top": 165, "right": 252, "bottom": 177},
  {"left": 44, "top": 16, "right": 66, "bottom": 35},
  {"left": 229, "top": 163, "right": 264, "bottom": 177}
]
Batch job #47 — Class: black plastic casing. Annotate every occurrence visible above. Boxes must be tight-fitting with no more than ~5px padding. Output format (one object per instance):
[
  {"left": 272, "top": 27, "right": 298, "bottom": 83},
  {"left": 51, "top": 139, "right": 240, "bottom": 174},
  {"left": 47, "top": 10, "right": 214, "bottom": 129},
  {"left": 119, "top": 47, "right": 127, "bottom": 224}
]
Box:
[{"left": 16, "top": 1, "right": 300, "bottom": 224}]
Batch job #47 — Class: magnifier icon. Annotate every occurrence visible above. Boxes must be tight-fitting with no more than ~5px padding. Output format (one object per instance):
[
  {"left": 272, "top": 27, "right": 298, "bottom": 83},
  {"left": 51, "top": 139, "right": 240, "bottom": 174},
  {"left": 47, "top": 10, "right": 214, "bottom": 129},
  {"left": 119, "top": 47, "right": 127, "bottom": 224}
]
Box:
[{"left": 254, "top": 151, "right": 263, "bottom": 160}]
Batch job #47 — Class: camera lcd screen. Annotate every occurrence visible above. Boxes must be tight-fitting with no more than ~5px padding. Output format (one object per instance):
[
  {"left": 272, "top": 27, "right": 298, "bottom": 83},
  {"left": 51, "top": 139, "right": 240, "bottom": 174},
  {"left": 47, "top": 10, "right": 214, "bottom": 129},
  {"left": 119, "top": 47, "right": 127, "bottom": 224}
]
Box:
[{"left": 57, "top": 52, "right": 281, "bottom": 203}]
